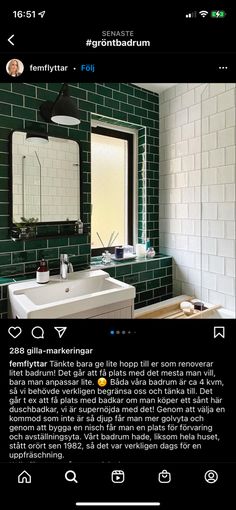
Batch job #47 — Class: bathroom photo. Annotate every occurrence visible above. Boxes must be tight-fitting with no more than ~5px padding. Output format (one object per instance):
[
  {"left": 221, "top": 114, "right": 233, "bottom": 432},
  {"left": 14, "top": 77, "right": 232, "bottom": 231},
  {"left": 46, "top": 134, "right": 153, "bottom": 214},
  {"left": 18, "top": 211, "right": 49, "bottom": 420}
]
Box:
[{"left": 0, "top": 82, "right": 235, "bottom": 318}]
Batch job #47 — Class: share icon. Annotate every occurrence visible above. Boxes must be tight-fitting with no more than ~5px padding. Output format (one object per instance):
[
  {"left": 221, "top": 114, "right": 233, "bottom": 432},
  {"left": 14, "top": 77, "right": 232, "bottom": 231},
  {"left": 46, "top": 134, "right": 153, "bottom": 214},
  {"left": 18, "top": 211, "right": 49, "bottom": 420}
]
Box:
[{"left": 54, "top": 326, "right": 67, "bottom": 338}]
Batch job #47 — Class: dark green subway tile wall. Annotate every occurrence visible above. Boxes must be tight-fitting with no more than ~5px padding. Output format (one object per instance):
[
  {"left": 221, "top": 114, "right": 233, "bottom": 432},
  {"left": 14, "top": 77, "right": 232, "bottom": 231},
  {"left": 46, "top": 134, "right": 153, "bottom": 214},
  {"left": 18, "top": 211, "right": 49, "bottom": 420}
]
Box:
[
  {"left": 94, "top": 256, "right": 172, "bottom": 310},
  {"left": 0, "top": 82, "right": 161, "bottom": 317}
]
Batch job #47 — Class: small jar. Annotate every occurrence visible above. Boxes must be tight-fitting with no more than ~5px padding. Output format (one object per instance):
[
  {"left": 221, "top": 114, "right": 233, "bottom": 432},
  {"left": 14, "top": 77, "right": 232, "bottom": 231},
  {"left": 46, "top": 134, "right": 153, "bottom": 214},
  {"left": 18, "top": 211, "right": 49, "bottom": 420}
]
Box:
[
  {"left": 136, "top": 243, "right": 146, "bottom": 257},
  {"left": 102, "top": 251, "right": 111, "bottom": 264},
  {"left": 146, "top": 247, "right": 156, "bottom": 258},
  {"left": 115, "top": 246, "right": 124, "bottom": 259}
]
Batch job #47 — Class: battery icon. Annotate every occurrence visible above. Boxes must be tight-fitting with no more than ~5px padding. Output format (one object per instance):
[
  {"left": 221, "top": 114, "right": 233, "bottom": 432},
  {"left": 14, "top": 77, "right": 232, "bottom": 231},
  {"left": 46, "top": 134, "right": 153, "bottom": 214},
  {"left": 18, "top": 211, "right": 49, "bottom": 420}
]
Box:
[{"left": 211, "top": 11, "right": 226, "bottom": 18}]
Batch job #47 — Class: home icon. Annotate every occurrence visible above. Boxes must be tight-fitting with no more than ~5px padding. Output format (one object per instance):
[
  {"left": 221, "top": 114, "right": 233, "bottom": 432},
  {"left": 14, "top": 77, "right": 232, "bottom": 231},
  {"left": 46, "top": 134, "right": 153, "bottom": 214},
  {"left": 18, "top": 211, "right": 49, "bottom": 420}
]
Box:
[{"left": 18, "top": 471, "right": 31, "bottom": 484}]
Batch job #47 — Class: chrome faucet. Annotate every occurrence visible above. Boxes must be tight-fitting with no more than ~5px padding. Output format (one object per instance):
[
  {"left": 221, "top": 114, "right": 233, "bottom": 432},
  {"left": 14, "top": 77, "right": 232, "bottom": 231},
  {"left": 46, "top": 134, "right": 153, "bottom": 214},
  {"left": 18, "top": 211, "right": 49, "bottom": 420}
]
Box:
[{"left": 60, "top": 254, "right": 74, "bottom": 279}]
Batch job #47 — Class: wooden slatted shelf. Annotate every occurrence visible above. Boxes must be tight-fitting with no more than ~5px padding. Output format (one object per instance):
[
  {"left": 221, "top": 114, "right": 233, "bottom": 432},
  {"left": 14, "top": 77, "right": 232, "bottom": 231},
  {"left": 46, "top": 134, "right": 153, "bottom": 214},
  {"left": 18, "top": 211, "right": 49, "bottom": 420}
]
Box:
[{"left": 136, "top": 297, "right": 221, "bottom": 319}]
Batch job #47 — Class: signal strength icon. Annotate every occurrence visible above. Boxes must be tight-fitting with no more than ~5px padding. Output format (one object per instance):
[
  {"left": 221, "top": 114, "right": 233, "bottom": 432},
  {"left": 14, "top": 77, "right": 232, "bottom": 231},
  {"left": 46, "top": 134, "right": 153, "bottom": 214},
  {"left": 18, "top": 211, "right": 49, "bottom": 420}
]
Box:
[
  {"left": 199, "top": 10, "right": 208, "bottom": 17},
  {"left": 186, "top": 11, "right": 197, "bottom": 18}
]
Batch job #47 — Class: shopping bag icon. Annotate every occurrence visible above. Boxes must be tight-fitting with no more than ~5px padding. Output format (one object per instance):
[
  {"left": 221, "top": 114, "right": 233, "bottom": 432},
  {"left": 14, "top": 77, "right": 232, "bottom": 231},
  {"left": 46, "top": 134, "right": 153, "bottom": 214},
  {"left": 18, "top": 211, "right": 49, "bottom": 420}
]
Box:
[{"left": 158, "top": 469, "right": 171, "bottom": 483}]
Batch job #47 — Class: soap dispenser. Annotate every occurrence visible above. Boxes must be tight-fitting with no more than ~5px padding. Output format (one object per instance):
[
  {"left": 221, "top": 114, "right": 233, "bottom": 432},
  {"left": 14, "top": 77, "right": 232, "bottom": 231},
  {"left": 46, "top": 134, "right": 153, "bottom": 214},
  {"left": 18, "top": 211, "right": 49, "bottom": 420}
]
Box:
[{"left": 36, "top": 258, "right": 50, "bottom": 284}]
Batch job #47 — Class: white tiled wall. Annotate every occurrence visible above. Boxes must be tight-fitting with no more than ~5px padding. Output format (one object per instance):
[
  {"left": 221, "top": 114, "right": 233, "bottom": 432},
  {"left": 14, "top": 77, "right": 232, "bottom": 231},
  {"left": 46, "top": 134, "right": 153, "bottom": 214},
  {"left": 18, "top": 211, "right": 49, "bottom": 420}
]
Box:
[
  {"left": 159, "top": 83, "right": 235, "bottom": 311},
  {"left": 12, "top": 132, "right": 80, "bottom": 222}
]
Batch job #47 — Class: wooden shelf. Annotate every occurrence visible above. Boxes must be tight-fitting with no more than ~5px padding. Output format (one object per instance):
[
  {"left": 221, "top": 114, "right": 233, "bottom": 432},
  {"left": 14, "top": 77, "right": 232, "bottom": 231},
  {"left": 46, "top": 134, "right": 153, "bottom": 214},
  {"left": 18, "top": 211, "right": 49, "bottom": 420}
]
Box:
[{"left": 136, "top": 297, "right": 221, "bottom": 319}]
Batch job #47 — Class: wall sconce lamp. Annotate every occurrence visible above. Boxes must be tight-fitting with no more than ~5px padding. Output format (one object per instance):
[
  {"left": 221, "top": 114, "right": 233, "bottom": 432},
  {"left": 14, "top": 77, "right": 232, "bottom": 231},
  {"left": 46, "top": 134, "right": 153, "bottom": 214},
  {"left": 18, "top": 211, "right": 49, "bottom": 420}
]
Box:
[
  {"left": 39, "top": 83, "right": 81, "bottom": 126},
  {"left": 26, "top": 132, "right": 49, "bottom": 144}
]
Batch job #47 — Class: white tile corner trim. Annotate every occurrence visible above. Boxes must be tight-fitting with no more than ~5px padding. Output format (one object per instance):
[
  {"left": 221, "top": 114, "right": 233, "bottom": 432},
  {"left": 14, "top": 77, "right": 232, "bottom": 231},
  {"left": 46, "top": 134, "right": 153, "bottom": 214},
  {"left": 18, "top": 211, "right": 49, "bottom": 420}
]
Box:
[{"left": 159, "top": 83, "right": 236, "bottom": 311}]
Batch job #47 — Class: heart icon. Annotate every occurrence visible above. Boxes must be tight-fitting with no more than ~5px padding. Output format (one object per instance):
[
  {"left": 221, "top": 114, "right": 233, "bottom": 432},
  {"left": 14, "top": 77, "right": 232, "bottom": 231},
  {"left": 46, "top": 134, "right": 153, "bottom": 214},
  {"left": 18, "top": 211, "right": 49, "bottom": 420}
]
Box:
[{"left": 8, "top": 326, "right": 22, "bottom": 339}]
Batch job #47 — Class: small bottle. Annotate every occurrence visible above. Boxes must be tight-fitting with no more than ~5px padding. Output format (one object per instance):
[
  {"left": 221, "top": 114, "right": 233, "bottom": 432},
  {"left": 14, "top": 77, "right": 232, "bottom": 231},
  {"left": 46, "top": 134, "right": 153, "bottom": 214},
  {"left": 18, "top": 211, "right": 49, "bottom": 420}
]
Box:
[
  {"left": 75, "top": 219, "right": 83, "bottom": 234},
  {"left": 146, "top": 238, "right": 151, "bottom": 250},
  {"left": 78, "top": 219, "right": 83, "bottom": 234},
  {"left": 74, "top": 220, "right": 79, "bottom": 233},
  {"left": 36, "top": 258, "right": 49, "bottom": 284}
]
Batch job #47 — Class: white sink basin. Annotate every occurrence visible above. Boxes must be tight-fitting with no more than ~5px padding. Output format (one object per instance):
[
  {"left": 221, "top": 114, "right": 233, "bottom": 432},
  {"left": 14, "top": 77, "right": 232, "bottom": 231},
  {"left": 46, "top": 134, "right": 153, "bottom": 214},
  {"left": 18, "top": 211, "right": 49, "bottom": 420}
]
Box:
[{"left": 8, "top": 270, "right": 135, "bottom": 318}]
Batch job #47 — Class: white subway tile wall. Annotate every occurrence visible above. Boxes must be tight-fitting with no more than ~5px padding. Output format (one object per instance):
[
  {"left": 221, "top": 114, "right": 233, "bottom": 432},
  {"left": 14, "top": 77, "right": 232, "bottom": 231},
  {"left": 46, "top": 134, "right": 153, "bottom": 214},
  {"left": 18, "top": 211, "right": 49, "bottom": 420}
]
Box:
[{"left": 160, "top": 83, "right": 236, "bottom": 311}]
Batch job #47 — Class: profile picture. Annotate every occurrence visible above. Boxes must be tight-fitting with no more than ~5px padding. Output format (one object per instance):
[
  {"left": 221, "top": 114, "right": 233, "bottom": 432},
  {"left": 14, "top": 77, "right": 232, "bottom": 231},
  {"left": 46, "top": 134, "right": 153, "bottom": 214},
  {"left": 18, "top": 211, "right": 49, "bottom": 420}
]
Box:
[{"left": 6, "top": 59, "right": 24, "bottom": 77}]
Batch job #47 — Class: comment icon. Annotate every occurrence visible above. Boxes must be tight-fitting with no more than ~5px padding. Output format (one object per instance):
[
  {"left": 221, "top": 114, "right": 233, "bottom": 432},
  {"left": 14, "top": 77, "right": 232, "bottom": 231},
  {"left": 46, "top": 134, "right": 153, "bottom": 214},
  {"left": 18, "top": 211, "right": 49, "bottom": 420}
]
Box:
[{"left": 31, "top": 326, "right": 44, "bottom": 339}]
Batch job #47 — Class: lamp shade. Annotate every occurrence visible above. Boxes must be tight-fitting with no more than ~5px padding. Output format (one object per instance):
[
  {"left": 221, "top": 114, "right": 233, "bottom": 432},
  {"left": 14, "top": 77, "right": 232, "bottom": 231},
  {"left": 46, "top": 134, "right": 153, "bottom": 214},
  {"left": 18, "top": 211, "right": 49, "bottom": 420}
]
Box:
[
  {"left": 39, "top": 83, "right": 81, "bottom": 126},
  {"left": 26, "top": 132, "right": 49, "bottom": 144}
]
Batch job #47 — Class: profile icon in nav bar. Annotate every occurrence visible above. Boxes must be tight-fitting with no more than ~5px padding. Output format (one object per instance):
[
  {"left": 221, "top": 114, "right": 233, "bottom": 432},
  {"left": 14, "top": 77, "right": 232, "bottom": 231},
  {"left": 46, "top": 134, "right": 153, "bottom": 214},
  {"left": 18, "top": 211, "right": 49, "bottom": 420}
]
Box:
[{"left": 204, "top": 470, "right": 219, "bottom": 484}]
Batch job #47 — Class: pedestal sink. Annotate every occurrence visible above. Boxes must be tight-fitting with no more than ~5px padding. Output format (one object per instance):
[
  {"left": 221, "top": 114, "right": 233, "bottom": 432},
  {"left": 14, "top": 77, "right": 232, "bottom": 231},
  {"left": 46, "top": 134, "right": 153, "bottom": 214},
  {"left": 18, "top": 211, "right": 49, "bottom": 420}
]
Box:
[{"left": 8, "top": 270, "right": 135, "bottom": 319}]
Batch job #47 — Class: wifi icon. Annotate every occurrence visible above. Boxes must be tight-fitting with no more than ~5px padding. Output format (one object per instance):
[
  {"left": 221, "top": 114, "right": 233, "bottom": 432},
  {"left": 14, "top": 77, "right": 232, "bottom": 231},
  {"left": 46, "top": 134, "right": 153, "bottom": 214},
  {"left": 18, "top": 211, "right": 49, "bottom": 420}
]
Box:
[{"left": 199, "top": 10, "right": 208, "bottom": 17}]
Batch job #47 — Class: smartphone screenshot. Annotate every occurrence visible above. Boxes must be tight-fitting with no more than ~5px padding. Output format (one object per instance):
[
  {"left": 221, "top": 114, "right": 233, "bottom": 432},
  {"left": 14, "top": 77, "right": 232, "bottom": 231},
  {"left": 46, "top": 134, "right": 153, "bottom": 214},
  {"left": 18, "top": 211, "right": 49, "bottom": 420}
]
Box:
[{"left": 0, "top": 5, "right": 235, "bottom": 509}]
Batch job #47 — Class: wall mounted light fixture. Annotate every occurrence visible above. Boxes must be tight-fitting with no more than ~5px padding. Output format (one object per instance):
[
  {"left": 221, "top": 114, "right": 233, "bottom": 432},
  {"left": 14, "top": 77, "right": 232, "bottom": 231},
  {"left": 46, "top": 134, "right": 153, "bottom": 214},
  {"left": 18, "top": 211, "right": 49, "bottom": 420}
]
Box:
[
  {"left": 26, "top": 132, "right": 49, "bottom": 144},
  {"left": 39, "top": 83, "right": 81, "bottom": 126}
]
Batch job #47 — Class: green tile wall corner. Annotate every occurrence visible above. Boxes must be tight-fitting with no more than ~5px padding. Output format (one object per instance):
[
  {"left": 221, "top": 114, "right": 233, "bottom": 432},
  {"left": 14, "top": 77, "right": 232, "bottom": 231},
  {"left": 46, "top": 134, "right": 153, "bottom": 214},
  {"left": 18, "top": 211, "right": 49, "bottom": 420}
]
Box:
[
  {"left": 0, "top": 82, "right": 160, "bottom": 317},
  {"left": 104, "top": 256, "right": 172, "bottom": 310}
]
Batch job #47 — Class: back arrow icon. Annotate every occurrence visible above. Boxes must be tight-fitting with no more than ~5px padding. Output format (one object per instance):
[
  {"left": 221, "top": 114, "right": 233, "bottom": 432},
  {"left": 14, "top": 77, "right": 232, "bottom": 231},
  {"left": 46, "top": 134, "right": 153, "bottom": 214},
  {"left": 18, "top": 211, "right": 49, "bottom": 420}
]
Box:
[{"left": 8, "top": 34, "right": 15, "bottom": 46}]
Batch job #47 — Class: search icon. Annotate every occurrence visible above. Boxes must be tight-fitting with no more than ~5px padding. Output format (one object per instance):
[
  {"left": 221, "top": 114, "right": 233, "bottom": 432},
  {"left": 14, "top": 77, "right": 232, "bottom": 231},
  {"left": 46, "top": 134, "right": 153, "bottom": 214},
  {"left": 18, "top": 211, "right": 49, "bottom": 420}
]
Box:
[
  {"left": 31, "top": 326, "right": 44, "bottom": 339},
  {"left": 65, "top": 470, "right": 78, "bottom": 483}
]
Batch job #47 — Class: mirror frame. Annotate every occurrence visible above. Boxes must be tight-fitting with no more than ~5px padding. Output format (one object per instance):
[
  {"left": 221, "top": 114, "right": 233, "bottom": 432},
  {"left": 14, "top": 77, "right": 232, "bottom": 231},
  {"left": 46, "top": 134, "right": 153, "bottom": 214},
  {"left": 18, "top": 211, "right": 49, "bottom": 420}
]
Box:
[{"left": 9, "top": 129, "right": 83, "bottom": 238}]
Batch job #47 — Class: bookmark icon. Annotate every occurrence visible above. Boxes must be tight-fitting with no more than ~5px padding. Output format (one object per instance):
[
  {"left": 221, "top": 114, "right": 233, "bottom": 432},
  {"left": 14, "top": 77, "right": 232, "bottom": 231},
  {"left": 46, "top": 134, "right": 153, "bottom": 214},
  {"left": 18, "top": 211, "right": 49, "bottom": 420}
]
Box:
[
  {"left": 213, "top": 326, "right": 225, "bottom": 339},
  {"left": 54, "top": 326, "right": 67, "bottom": 338}
]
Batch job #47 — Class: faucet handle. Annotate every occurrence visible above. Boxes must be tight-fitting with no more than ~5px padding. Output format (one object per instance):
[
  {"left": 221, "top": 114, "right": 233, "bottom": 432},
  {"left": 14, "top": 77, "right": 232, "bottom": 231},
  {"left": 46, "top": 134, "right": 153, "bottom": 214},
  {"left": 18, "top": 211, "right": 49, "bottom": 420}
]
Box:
[{"left": 68, "top": 262, "right": 74, "bottom": 273}]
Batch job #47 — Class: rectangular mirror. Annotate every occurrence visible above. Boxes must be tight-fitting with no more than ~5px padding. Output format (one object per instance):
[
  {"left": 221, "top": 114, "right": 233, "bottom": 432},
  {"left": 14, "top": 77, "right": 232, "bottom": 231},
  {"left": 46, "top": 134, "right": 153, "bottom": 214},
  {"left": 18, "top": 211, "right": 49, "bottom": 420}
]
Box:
[{"left": 10, "top": 131, "right": 81, "bottom": 226}]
